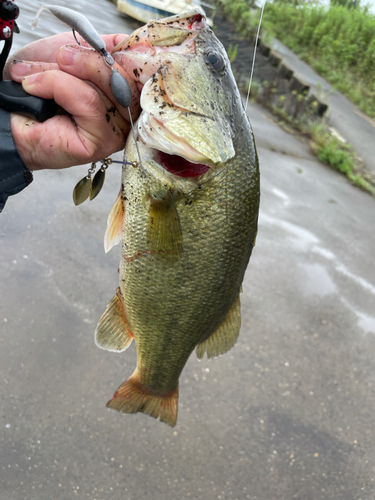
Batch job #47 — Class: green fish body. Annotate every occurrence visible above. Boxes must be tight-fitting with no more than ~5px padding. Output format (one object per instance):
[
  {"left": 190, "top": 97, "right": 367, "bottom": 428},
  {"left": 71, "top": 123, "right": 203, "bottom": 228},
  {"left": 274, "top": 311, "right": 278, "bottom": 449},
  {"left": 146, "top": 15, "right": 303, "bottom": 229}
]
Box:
[{"left": 95, "top": 9, "right": 259, "bottom": 426}]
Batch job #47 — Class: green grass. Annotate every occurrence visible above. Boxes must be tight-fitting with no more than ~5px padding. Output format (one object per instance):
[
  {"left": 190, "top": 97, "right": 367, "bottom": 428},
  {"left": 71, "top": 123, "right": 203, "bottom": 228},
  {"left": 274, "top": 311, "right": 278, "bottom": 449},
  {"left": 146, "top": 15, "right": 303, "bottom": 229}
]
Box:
[
  {"left": 227, "top": 43, "right": 239, "bottom": 63},
  {"left": 248, "top": 79, "right": 375, "bottom": 196},
  {"left": 220, "top": 0, "right": 375, "bottom": 119},
  {"left": 223, "top": 7, "right": 375, "bottom": 196},
  {"left": 309, "top": 123, "right": 375, "bottom": 194}
]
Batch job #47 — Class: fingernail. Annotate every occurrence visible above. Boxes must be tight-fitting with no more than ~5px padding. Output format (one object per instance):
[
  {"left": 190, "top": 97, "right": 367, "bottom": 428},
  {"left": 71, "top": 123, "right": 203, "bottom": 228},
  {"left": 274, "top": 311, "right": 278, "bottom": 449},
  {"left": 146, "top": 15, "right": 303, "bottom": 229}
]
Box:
[
  {"left": 23, "top": 73, "right": 39, "bottom": 86},
  {"left": 11, "top": 61, "right": 31, "bottom": 76},
  {"left": 58, "top": 45, "right": 80, "bottom": 66}
]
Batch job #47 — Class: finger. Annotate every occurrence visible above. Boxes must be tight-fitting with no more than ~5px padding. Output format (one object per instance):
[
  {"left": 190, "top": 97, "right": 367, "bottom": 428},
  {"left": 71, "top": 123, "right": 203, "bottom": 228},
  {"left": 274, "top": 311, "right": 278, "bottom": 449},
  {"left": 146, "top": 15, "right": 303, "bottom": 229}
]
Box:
[
  {"left": 22, "top": 69, "right": 128, "bottom": 135},
  {"left": 11, "top": 112, "right": 98, "bottom": 171},
  {"left": 56, "top": 44, "right": 140, "bottom": 122},
  {"left": 17, "top": 70, "right": 129, "bottom": 169},
  {"left": 106, "top": 33, "right": 129, "bottom": 52},
  {"left": 8, "top": 61, "right": 60, "bottom": 82},
  {"left": 4, "top": 32, "right": 76, "bottom": 78},
  {"left": 4, "top": 32, "right": 128, "bottom": 79}
]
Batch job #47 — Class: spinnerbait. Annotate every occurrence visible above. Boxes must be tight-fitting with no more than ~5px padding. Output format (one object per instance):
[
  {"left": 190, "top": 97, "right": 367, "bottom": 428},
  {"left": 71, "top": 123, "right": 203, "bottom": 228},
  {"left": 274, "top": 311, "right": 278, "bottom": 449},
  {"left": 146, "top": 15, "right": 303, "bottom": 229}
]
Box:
[
  {"left": 72, "top": 158, "right": 139, "bottom": 206},
  {"left": 31, "top": 6, "right": 146, "bottom": 204}
]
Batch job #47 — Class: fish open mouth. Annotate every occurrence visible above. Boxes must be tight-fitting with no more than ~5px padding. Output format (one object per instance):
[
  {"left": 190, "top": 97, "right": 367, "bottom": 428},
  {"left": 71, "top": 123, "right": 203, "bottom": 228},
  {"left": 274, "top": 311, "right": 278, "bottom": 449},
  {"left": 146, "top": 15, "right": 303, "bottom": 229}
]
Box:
[
  {"left": 135, "top": 105, "right": 215, "bottom": 178},
  {"left": 157, "top": 151, "right": 209, "bottom": 178}
]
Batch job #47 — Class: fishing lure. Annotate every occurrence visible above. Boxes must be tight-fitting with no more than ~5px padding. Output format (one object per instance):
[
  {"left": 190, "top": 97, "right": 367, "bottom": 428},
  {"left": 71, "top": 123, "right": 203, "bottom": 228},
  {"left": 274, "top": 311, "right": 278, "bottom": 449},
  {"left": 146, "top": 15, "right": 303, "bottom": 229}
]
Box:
[
  {"left": 31, "top": 5, "right": 144, "bottom": 205},
  {"left": 72, "top": 158, "right": 139, "bottom": 205},
  {"left": 32, "top": 6, "right": 132, "bottom": 107}
]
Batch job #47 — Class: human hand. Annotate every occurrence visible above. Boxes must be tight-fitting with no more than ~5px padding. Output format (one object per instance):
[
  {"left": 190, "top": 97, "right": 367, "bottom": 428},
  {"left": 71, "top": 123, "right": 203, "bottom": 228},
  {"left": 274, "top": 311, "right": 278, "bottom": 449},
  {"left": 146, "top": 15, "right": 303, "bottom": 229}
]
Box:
[{"left": 5, "top": 32, "right": 139, "bottom": 171}]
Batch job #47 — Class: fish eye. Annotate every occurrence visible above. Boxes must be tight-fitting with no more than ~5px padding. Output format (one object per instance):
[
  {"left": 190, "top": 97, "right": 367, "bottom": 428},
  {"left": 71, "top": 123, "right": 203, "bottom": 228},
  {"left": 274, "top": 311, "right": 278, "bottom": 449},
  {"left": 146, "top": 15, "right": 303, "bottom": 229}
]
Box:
[{"left": 205, "top": 51, "right": 226, "bottom": 76}]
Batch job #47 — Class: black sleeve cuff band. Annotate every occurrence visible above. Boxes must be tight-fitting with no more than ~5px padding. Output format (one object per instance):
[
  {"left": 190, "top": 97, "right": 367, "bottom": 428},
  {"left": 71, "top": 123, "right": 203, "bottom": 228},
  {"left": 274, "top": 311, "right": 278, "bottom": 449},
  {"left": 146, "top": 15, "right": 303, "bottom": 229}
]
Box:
[{"left": 0, "top": 107, "right": 33, "bottom": 212}]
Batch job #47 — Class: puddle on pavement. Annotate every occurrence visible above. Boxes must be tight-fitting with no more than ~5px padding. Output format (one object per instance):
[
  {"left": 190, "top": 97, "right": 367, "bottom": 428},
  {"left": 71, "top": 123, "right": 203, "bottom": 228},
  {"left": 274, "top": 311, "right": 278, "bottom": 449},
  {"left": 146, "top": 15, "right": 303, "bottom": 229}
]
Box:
[
  {"left": 299, "top": 262, "right": 337, "bottom": 296},
  {"left": 341, "top": 297, "right": 375, "bottom": 336},
  {"left": 260, "top": 213, "right": 319, "bottom": 251}
]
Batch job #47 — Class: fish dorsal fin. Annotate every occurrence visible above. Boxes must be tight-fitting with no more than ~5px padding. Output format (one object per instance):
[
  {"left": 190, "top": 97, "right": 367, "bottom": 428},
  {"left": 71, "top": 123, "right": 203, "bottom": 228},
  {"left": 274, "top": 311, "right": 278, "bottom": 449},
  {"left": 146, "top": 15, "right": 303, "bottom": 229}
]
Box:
[
  {"left": 146, "top": 191, "right": 183, "bottom": 259},
  {"left": 104, "top": 191, "right": 124, "bottom": 253},
  {"left": 196, "top": 293, "right": 241, "bottom": 360},
  {"left": 95, "top": 288, "right": 134, "bottom": 352}
]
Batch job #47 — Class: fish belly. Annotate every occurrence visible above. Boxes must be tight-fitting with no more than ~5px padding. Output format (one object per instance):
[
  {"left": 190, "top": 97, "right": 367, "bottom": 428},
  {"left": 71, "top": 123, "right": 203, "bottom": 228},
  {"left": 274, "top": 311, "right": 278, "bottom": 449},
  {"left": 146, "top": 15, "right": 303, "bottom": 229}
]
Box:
[{"left": 120, "top": 127, "right": 259, "bottom": 396}]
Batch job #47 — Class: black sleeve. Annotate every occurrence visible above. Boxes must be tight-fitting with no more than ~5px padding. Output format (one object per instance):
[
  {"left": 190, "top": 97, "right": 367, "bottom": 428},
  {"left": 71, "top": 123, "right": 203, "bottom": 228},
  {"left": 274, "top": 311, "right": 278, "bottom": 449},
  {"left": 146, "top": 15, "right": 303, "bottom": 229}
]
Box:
[{"left": 0, "top": 108, "right": 33, "bottom": 212}]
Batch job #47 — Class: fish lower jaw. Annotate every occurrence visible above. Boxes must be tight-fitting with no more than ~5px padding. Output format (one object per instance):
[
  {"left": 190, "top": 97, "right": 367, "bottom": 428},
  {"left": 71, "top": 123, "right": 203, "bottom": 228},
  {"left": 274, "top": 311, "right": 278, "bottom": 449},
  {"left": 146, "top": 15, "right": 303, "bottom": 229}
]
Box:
[
  {"left": 137, "top": 113, "right": 210, "bottom": 170},
  {"left": 134, "top": 115, "right": 213, "bottom": 179}
]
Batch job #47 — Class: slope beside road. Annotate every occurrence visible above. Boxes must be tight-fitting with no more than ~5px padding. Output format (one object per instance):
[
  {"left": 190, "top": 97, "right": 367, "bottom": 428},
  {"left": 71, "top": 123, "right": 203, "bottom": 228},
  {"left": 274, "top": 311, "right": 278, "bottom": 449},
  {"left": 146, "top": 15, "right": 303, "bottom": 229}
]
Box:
[{"left": 272, "top": 39, "right": 375, "bottom": 176}]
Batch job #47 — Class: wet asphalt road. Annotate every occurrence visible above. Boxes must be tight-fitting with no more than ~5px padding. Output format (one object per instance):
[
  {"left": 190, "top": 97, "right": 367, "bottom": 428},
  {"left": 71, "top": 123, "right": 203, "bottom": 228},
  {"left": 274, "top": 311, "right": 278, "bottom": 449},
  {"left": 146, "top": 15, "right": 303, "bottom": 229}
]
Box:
[
  {"left": 2, "top": 100, "right": 375, "bottom": 500},
  {"left": 1, "top": 3, "right": 375, "bottom": 500}
]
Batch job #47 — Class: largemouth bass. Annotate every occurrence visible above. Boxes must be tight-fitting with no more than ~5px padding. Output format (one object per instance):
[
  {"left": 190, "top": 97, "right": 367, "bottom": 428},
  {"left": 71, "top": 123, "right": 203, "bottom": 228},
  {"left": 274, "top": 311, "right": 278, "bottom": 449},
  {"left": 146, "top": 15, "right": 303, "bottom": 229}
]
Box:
[{"left": 95, "top": 9, "right": 260, "bottom": 427}]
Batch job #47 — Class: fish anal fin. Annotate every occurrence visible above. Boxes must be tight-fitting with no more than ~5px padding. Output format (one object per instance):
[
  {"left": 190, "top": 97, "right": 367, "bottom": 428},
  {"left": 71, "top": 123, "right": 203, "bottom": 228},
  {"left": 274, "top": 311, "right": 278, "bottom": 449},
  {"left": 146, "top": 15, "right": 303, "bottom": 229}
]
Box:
[
  {"left": 146, "top": 191, "right": 182, "bottom": 259},
  {"left": 104, "top": 191, "right": 124, "bottom": 253},
  {"left": 95, "top": 288, "right": 133, "bottom": 352},
  {"left": 196, "top": 293, "right": 241, "bottom": 360},
  {"left": 107, "top": 371, "right": 179, "bottom": 427}
]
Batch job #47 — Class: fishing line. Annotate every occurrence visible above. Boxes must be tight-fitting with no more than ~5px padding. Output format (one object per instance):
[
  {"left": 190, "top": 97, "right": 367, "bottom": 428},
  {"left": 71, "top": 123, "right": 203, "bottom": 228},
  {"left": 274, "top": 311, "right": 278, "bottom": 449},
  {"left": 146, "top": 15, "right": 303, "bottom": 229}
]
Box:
[
  {"left": 104, "top": 159, "right": 136, "bottom": 166},
  {"left": 128, "top": 108, "right": 147, "bottom": 178},
  {"left": 245, "top": 0, "right": 266, "bottom": 111}
]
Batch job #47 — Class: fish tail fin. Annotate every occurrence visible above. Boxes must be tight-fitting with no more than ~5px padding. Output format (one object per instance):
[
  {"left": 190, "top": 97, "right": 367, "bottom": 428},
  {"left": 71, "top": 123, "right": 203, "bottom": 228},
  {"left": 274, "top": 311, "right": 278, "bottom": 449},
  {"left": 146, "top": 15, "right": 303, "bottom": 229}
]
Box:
[{"left": 106, "top": 371, "right": 179, "bottom": 427}]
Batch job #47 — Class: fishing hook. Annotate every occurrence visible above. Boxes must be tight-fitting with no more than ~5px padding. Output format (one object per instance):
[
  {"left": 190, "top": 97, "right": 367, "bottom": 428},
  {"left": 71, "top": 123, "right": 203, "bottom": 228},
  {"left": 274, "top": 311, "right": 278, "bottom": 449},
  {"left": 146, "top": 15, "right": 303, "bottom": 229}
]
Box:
[{"left": 32, "top": 5, "right": 146, "bottom": 177}]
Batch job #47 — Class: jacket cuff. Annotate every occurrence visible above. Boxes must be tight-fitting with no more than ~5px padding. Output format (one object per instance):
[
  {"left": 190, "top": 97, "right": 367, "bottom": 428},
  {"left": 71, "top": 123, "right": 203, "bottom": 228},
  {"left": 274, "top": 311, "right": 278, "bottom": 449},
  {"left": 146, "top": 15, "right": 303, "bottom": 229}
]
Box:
[{"left": 0, "top": 108, "right": 33, "bottom": 212}]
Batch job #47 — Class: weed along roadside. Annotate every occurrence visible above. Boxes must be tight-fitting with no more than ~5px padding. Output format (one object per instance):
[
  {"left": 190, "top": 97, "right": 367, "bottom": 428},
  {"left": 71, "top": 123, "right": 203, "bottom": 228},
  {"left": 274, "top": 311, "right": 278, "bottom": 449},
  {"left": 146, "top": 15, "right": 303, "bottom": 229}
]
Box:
[
  {"left": 213, "top": 4, "right": 375, "bottom": 197},
  {"left": 218, "top": 0, "right": 375, "bottom": 120}
]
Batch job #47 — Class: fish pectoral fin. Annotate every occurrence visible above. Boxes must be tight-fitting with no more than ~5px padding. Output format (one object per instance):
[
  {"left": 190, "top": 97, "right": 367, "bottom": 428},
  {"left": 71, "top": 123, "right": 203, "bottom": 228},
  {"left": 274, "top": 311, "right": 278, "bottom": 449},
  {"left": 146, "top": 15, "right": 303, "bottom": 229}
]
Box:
[
  {"left": 196, "top": 293, "right": 241, "bottom": 360},
  {"left": 107, "top": 371, "right": 179, "bottom": 427},
  {"left": 95, "top": 288, "right": 134, "bottom": 352},
  {"left": 104, "top": 190, "right": 124, "bottom": 253},
  {"left": 146, "top": 191, "right": 182, "bottom": 259}
]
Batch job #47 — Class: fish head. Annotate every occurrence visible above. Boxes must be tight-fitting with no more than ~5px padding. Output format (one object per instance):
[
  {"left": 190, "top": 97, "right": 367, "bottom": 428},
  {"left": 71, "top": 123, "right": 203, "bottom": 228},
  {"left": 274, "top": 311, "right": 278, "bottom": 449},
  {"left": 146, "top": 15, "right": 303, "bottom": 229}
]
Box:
[{"left": 113, "top": 9, "right": 244, "bottom": 188}]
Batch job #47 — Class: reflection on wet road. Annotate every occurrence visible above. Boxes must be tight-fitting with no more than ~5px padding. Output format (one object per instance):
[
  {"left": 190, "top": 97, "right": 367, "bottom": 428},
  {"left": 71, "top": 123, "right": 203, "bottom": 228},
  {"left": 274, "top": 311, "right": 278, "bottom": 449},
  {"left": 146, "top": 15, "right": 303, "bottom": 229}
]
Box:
[{"left": 260, "top": 180, "right": 375, "bottom": 337}]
